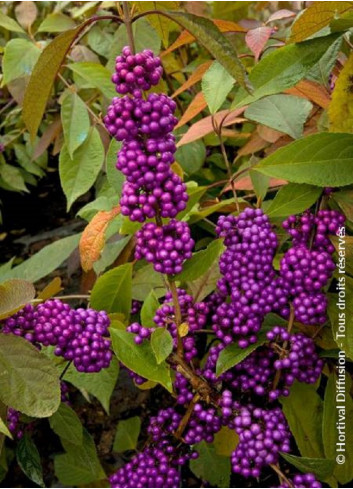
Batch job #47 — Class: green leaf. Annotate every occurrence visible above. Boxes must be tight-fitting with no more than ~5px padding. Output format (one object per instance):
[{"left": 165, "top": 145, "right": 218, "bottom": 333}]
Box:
[
  {"left": 37, "top": 12, "right": 76, "bottom": 32},
  {"left": 0, "top": 164, "right": 28, "bottom": 192},
  {"left": 213, "top": 426, "right": 239, "bottom": 456},
  {"left": 135, "top": 2, "right": 179, "bottom": 47},
  {"left": 49, "top": 403, "right": 83, "bottom": 445},
  {"left": 175, "top": 239, "right": 224, "bottom": 282},
  {"left": 190, "top": 441, "right": 231, "bottom": 488},
  {"left": 90, "top": 263, "right": 132, "bottom": 319},
  {"left": 0, "top": 415, "right": 12, "bottom": 439},
  {"left": 64, "top": 357, "right": 119, "bottom": 414},
  {"left": 59, "top": 127, "right": 105, "bottom": 210},
  {"left": 245, "top": 94, "right": 312, "bottom": 139},
  {"left": 93, "top": 236, "right": 131, "bottom": 276},
  {"left": 280, "top": 452, "right": 335, "bottom": 480},
  {"left": 23, "top": 24, "right": 83, "bottom": 140},
  {"left": 307, "top": 36, "right": 342, "bottom": 86},
  {"left": 254, "top": 133, "right": 353, "bottom": 187},
  {"left": 106, "top": 139, "right": 124, "bottom": 197},
  {"left": 151, "top": 328, "right": 174, "bottom": 364},
  {"left": 0, "top": 279, "right": 35, "bottom": 320},
  {"left": 141, "top": 290, "right": 160, "bottom": 328},
  {"left": 16, "top": 435, "right": 44, "bottom": 488},
  {"left": 0, "top": 10, "right": 25, "bottom": 32},
  {"left": 132, "top": 264, "right": 166, "bottom": 301},
  {"left": 175, "top": 140, "right": 206, "bottom": 175},
  {"left": 201, "top": 61, "right": 235, "bottom": 114},
  {"left": 61, "top": 92, "right": 90, "bottom": 158},
  {"left": 267, "top": 183, "right": 322, "bottom": 217},
  {"left": 113, "top": 416, "right": 141, "bottom": 452},
  {"left": 216, "top": 330, "right": 268, "bottom": 376},
  {"left": 323, "top": 372, "right": 353, "bottom": 484},
  {"left": 0, "top": 234, "right": 80, "bottom": 283},
  {"left": 68, "top": 62, "right": 116, "bottom": 99},
  {"left": 280, "top": 382, "right": 324, "bottom": 458},
  {"left": 0, "top": 335, "right": 60, "bottom": 417},
  {"left": 232, "top": 33, "right": 340, "bottom": 108},
  {"left": 54, "top": 429, "right": 105, "bottom": 486},
  {"left": 166, "top": 11, "right": 249, "bottom": 90},
  {"left": 111, "top": 329, "right": 172, "bottom": 391}
]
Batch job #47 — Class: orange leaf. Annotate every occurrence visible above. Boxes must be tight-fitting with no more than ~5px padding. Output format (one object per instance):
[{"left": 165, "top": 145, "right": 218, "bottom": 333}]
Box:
[
  {"left": 175, "top": 92, "right": 207, "bottom": 129},
  {"left": 163, "top": 19, "right": 247, "bottom": 56},
  {"left": 177, "top": 108, "right": 246, "bottom": 146},
  {"left": 79, "top": 206, "right": 120, "bottom": 272},
  {"left": 172, "top": 61, "right": 212, "bottom": 98},
  {"left": 236, "top": 132, "right": 269, "bottom": 159},
  {"left": 245, "top": 26, "right": 272, "bottom": 61},
  {"left": 223, "top": 176, "right": 287, "bottom": 192},
  {"left": 285, "top": 80, "right": 331, "bottom": 109}
]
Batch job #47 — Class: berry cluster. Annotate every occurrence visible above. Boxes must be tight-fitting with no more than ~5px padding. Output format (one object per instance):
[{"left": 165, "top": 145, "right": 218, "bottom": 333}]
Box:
[
  {"left": 231, "top": 405, "right": 291, "bottom": 477},
  {"left": 280, "top": 210, "right": 344, "bottom": 324},
  {"left": 279, "top": 473, "right": 322, "bottom": 488},
  {"left": 135, "top": 220, "right": 194, "bottom": 275},
  {"left": 2, "top": 299, "right": 112, "bottom": 373},
  {"left": 213, "top": 208, "right": 287, "bottom": 347},
  {"left": 112, "top": 46, "right": 162, "bottom": 94},
  {"left": 7, "top": 408, "right": 23, "bottom": 439},
  {"left": 104, "top": 46, "right": 192, "bottom": 272}
]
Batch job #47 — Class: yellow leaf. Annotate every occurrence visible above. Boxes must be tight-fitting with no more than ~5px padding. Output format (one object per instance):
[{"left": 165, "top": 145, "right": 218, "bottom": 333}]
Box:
[
  {"left": 79, "top": 206, "right": 120, "bottom": 272},
  {"left": 171, "top": 161, "right": 184, "bottom": 180},
  {"left": 37, "top": 277, "right": 63, "bottom": 300},
  {"left": 0, "top": 279, "right": 35, "bottom": 320},
  {"left": 213, "top": 426, "right": 239, "bottom": 456},
  {"left": 290, "top": 1, "right": 353, "bottom": 43},
  {"left": 135, "top": 1, "right": 180, "bottom": 47},
  {"left": 328, "top": 52, "right": 353, "bottom": 132},
  {"left": 178, "top": 322, "right": 189, "bottom": 337},
  {"left": 135, "top": 379, "right": 158, "bottom": 390}
]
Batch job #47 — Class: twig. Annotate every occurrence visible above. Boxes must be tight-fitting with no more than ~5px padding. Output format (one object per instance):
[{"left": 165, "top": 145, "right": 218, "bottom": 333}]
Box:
[
  {"left": 272, "top": 304, "right": 294, "bottom": 391},
  {"left": 168, "top": 280, "right": 184, "bottom": 357},
  {"left": 175, "top": 393, "right": 200, "bottom": 439},
  {"left": 122, "top": 2, "right": 136, "bottom": 54},
  {"left": 60, "top": 361, "right": 72, "bottom": 380}
]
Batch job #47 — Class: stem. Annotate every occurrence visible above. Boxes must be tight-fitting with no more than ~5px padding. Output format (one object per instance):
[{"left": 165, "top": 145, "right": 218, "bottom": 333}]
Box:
[
  {"left": 60, "top": 361, "right": 72, "bottom": 380},
  {"left": 272, "top": 304, "right": 294, "bottom": 391},
  {"left": 122, "top": 2, "right": 136, "bottom": 54},
  {"left": 168, "top": 280, "right": 184, "bottom": 357},
  {"left": 270, "top": 464, "right": 293, "bottom": 488},
  {"left": 175, "top": 393, "right": 200, "bottom": 439},
  {"left": 212, "top": 116, "right": 240, "bottom": 213}
]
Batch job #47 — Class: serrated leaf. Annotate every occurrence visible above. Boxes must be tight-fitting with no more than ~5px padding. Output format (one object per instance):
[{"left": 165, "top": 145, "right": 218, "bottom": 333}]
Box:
[
  {"left": 59, "top": 127, "right": 105, "bottom": 210},
  {"left": 245, "top": 94, "right": 312, "bottom": 139},
  {"left": 289, "top": 2, "right": 353, "bottom": 43},
  {"left": 111, "top": 329, "right": 172, "bottom": 391},
  {"left": 132, "top": 264, "right": 166, "bottom": 301},
  {"left": 201, "top": 61, "right": 235, "bottom": 114},
  {"left": 280, "top": 382, "right": 324, "bottom": 458},
  {"left": 151, "top": 328, "right": 173, "bottom": 364},
  {"left": 254, "top": 133, "right": 353, "bottom": 187},
  {"left": 141, "top": 290, "right": 160, "bottom": 328},
  {"left": 165, "top": 11, "right": 249, "bottom": 90},
  {"left": 68, "top": 62, "right": 116, "bottom": 99},
  {"left": 0, "top": 335, "right": 60, "bottom": 418},
  {"left": 113, "top": 416, "right": 141, "bottom": 452},
  {"left": 37, "top": 12, "right": 76, "bottom": 32},
  {"left": 90, "top": 263, "right": 132, "bottom": 319},
  {"left": 49, "top": 403, "right": 83, "bottom": 446},
  {"left": 267, "top": 183, "right": 322, "bottom": 217},
  {"left": 0, "top": 234, "right": 80, "bottom": 283},
  {"left": 0, "top": 279, "right": 35, "bottom": 320},
  {"left": 2, "top": 39, "right": 40, "bottom": 85},
  {"left": 54, "top": 429, "right": 105, "bottom": 486},
  {"left": 23, "top": 25, "right": 83, "bottom": 139},
  {"left": 135, "top": 2, "right": 179, "bottom": 47},
  {"left": 175, "top": 239, "right": 224, "bottom": 282},
  {"left": 190, "top": 441, "right": 231, "bottom": 488},
  {"left": 245, "top": 26, "right": 272, "bottom": 60},
  {"left": 329, "top": 51, "right": 353, "bottom": 133},
  {"left": 232, "top": 33, "right": 340, "bottom": 109},
  {"left": 64, "top": 357, "right": 119, "bottom": 414},
  {"left": 16, "top": 435, "right": 44, "bottom": 487},
  {"left": 61, "top": 92, "right": 90, "bottom": 158},
  {"left": 280, "top": 452, "right": 335, "bottom": 480}
]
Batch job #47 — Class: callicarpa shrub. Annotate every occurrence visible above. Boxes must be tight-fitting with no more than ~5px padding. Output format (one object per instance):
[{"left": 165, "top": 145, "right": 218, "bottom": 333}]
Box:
[{"left": 1, "top": 3, "right": 352, "bottom": 488}]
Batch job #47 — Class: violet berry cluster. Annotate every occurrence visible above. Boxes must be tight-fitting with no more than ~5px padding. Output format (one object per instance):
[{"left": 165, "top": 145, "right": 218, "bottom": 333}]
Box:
[
  {"left": 104, "top": 46, "right": 193, "bottom": 275},
  {"left": 280, "top": 210, "right": 344, "bottom": 324},
  {"left": 2, "top": 299, "right": 112, "bottom": 373}
]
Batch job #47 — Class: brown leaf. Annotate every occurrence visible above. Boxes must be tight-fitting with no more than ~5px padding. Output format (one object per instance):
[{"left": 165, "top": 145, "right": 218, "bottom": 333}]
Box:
[
  {"left": 177, "top": 108, "right": 246, "bottom": 146},
  {"left": 257, "top": 125, "right": 284, "bottom": 143},
  {"left": 172, "top": 61, "right": 212, "bottom": 98},
  {"left": 175, "top": 91, "right": 207, "bottom": 128},
  {"left": 32, "top": 117, "right": 62, "bottom": 160},
  {"left": 245, "top": 26, "right": 272, "bottom": 60},
  {"left": 15, "top": 1, "right": 38, "bottom": 29},
  {"left": 163, "top": 19, "right": 247, "bottom": 56},
  {"left": 266, "top": 9, "right": 295, "bottom": 23},
  {"left": 285, "top": 80, "right": 331, "bottom": 108},
  {"left": 223, "top": 176, "right": 287, "bottom": 192},
  {"left": 236, "top": 132, "right": 269, "bottom": 158},
  {"left": 79, "top": 206, "right": 120, "bottom": 272}
]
